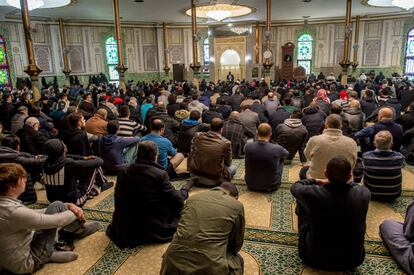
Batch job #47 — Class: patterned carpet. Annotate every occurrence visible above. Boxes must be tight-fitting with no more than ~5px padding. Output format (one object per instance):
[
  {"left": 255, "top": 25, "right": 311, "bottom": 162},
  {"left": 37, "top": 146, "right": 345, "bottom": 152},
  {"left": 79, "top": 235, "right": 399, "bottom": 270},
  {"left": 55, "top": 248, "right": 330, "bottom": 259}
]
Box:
[{"left": 31, "top": 157, "right": 414, "bottom": 275}]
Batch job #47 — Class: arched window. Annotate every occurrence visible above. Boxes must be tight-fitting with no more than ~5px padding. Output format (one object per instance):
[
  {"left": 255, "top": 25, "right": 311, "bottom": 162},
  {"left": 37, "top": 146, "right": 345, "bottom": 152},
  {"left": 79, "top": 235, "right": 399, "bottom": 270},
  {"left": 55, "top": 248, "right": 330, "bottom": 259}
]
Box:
[
  {"left": 404, "top": 28, "right": 414, "bottom": 77},
  {"left": 297, "top": 34, "right": 313, "bottom": 75},
  {"left": 105, "top": 36, "right": 119, "bottom": 81},
  {"left": 203, "top": 37, "right": 209, "bottom": 65},
  {"left": 0, "top": 35, "right": 11, "bottom": 87}
]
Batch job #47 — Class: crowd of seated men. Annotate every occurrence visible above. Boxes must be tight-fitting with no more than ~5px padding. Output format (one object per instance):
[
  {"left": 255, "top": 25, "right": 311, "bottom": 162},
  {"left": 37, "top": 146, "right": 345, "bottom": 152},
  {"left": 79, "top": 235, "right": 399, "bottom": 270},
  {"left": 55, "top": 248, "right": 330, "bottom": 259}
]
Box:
[{"left": 0, "top": 71, "right": 413, "bottom": 274}]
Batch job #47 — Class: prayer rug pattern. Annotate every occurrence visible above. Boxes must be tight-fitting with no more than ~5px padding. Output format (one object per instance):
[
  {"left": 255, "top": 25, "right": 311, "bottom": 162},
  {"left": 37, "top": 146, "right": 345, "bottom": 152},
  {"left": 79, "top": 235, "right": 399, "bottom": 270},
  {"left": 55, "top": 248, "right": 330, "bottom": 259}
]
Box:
[{"left": 32, "top": 157, "right": 412, "bottom": 274}]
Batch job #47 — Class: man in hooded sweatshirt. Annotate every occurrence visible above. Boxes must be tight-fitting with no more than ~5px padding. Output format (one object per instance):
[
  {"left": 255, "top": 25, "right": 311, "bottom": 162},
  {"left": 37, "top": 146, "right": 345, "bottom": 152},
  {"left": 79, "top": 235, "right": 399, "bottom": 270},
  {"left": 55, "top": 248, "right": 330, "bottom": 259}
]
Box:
[
  {"left": 97, "top": 120, "right": 140, "bottom": 174},
  {"left": 274, "top": 110, "right": 308, "bottom": 165},
  {"left": 43, "top": 139, "right": 112, "bottom": 206},
  {"left": 177, "top": 110, "right": 209, "bottom": 156}
]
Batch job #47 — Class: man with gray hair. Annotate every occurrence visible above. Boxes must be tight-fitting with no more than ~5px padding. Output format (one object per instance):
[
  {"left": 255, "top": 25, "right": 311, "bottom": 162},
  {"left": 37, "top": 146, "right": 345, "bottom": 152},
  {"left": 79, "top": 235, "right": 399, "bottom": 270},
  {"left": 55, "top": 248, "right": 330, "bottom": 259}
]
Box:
[
  {"left": 16, "top": 117, "right": 48, "bottom": 155},
  {"left": 362, "top": 130, "right": 404, "bottom": 201}
]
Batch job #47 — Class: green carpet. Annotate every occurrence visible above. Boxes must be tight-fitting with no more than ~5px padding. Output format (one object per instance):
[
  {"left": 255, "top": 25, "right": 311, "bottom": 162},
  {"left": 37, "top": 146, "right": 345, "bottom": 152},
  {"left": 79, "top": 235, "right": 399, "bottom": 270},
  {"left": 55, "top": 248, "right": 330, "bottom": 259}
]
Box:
[{"left": 31, "top": 158, "right": 412, "bottom": 275}]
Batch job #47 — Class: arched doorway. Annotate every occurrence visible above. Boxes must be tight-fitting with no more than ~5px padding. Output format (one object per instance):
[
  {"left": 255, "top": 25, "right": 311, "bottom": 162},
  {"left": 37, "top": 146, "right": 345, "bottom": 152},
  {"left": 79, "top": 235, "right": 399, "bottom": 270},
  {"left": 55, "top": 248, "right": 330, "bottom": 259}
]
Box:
[{"left": 219, "top": 49, "right": 241, "bottom": 81}]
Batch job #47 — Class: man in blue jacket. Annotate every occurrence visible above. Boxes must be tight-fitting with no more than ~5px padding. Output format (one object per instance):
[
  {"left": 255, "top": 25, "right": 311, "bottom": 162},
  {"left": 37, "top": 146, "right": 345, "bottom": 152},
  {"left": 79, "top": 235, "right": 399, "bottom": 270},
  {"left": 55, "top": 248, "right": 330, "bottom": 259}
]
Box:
[{"left": 97, "top": 120, "right": 140, "bottom": 174}]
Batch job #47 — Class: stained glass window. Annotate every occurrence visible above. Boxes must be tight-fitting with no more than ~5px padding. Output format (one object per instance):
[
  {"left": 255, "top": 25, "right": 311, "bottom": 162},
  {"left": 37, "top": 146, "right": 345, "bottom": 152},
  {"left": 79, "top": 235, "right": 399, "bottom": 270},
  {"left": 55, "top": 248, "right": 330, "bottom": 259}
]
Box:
[
  {"left": 405, "top": 28, "right": 414, "bottom": 77},
  {"left": 105, "top": 36, "right": 119, "bottom": 80},
  {"left": 297, "top": 33, "right": 313, "bottom": 75},
  {"left": 203, "top": 37, "right": 209, "bottom": 65},
  {"left": 0, "top": 35, "right": 11, "bottom": 87}
]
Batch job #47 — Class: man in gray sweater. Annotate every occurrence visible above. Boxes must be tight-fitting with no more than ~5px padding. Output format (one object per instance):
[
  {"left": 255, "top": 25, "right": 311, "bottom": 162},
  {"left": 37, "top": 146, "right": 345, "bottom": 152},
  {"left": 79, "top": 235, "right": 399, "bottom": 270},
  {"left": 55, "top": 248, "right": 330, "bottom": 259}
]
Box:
[{"left": 0, "top": 163, "right": 99, "bottom": 274}]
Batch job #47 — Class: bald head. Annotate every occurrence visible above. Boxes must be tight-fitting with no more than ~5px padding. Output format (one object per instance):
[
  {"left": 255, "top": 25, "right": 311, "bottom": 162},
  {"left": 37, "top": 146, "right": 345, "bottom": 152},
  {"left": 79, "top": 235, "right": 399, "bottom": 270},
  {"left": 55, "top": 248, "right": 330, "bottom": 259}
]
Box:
[
  {"left": 25, "top": 117, "right": 40, "bottom": 130},
  {"left": 268, "top": 92, "right": 274, "bottom": 99},
  {"left": 257, "top": 123, "right": 272, "bottom": 140},
  {"left": 230, "top": 111, "right": 240, "bottom": 119},
  {"left": 379, "top": 107, "right": 394, "bottom": 121}
]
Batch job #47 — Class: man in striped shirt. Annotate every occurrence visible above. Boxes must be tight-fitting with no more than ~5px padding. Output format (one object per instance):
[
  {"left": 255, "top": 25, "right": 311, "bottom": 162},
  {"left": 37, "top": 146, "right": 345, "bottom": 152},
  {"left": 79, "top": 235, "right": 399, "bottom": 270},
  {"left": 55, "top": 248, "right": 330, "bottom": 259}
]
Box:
[
  {"left": 362, "top": 130, "right": 404, "bottom": 201},
  {"left": 117, "top": 106, "right": 147, "bottom": 137}
]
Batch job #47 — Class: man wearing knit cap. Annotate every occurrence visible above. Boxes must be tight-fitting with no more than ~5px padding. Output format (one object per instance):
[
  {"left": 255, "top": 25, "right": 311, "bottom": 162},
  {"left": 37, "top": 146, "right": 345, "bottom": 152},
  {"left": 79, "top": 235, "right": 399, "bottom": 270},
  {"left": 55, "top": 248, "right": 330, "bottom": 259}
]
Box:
[
  {"left": 85, "top": 108, "right": 108, "bottom": 137},
  {"left": 43, "top": 139, "right": 112, "bottom": 206}
]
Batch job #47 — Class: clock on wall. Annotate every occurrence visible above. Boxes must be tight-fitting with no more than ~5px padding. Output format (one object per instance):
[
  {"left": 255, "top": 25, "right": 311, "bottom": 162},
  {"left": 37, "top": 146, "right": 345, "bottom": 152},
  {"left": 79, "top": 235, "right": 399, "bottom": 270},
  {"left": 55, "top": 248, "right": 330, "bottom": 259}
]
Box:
[
  {"left": 284, "top": 54, "right": 292, "bottom": 62},
  {"left": 263, "top": 50, "right": 272, "bottom": 59}
]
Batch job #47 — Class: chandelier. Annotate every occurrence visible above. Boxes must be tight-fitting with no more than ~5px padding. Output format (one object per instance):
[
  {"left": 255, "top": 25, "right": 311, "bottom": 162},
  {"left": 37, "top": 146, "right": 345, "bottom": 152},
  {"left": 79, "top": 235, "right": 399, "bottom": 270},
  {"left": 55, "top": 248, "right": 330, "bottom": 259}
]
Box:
[
  {"left": 1, "top": 0, "right": 71, "bottom": 11},
  {"left": 361, "top": 0, "right": 414, "bottom": 9},
  {"left": 230, "top": 26, "right": 251, "bottom": 35},
  {"left": 186, "top": 4, "right": 254, "bottom": 22},
  {"left": 392, "top": 0, "right": 414, "bottom": 9}
]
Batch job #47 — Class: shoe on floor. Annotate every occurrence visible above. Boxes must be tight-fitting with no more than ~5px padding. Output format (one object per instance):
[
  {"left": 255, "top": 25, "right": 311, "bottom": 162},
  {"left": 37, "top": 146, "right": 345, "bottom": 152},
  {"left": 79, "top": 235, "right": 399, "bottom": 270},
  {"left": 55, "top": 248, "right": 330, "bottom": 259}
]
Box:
[
  {"left": 76, "top": 222, "right": 100, "bottom": 239},
  {"left": 101, "top": 181, "right": 114, "bottom": 192}
]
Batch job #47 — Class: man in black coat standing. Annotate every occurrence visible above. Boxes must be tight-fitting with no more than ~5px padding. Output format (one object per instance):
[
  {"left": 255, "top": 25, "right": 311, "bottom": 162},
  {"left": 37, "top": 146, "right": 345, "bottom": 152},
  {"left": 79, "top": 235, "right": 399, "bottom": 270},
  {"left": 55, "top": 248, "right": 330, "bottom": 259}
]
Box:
[
  {"left": 106, "top": 140, "right": 192, "bottom": 248},
  {"left": 291, "top": 156, "right": 370, "bottom": 271}
]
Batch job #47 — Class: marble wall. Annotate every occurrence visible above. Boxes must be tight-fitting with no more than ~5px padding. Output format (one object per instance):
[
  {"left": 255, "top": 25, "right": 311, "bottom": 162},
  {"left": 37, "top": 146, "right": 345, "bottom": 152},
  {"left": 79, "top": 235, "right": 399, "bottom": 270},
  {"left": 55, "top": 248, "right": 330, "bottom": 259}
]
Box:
[{"left": 0, "top": 15, "right": 411, "bottom": 85}]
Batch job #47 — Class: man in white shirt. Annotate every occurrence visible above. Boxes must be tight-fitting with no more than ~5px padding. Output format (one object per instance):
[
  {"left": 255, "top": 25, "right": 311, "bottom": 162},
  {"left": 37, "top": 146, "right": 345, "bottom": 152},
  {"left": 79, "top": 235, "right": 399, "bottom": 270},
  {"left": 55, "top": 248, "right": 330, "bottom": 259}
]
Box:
[{"left": 0, "top": 163, "right": 99, "bottom": 274}]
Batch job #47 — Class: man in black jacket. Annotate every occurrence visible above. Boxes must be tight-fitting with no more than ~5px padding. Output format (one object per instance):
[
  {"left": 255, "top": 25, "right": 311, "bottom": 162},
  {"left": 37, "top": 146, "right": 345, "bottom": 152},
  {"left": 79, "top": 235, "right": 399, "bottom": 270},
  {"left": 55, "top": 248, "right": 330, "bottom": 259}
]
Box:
[
  {"left": 61, "top": 112, "right": 91, "bottom": 156},
  {"left": 177, "top": 110, "right": 209, "bottom": 156},
  {"left": 106, "top": 140, "right": 192, "bottom": 248},
  {"left": 274, "top": 110, "right": 308, "bottom": 165},
  {"left": 302, "top": 102, "right": 327, "bottom": 139},
  {"left": 291, "top": 156, "right": 370, "bottom": 271},
  {"left": 0, "top": 135, "right": 45, "bottom": 204},
  {"left": 16, "top": 117, "right": 49, "bottom": 155},
  {"left": 43, "top": 139, "right": 112, "bottom": 206}
]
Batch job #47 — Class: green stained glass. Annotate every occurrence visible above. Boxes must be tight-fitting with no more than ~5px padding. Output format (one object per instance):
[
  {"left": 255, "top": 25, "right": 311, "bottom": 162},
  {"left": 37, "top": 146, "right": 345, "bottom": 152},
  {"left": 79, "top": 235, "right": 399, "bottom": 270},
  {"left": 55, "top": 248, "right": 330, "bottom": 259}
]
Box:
[
  {"left": 298, "top": 34, "right": 312, "bottom": 42},
  {"left": 298, "top": 41, "right": 312, "bottom": 60},
  {"left": 0, "top": 45, "right": 6, "bottom": 65},
  {"left": 0, "top": 69, "right": 9, "bottom": 85},
  {"left": 105, "top": 36, "right": 118, "bottom": 65}
]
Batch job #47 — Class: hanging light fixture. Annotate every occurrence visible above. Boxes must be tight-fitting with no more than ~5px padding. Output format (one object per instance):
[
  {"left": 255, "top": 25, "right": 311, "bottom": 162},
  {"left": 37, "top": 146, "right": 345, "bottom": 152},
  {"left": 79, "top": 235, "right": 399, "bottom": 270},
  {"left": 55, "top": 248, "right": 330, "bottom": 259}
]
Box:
[
  {"left": 186, "top": 3, "right": 254, "bottom": 22},
  {"left": 1, "top": 0, "right": 72, "bottom": 10},
  {"left": 205, "top": 9, "right": 232, "bottom": 21},
  {"left": 392, "top": 0, "right": 414, "bottom": 9},
  {"left": 6, "top": 0, "right": 44, "bottom": 10}
]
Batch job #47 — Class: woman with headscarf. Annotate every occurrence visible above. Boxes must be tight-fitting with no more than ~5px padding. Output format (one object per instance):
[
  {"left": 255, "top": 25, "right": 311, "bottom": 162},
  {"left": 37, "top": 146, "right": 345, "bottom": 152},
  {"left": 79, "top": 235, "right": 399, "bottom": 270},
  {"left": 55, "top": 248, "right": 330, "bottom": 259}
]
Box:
[
  {"left": 313, "top": 89, "right": 331, "bottom": 114},
  {"left": 43, "top": 139, "right": 113, "bottom": 207}
]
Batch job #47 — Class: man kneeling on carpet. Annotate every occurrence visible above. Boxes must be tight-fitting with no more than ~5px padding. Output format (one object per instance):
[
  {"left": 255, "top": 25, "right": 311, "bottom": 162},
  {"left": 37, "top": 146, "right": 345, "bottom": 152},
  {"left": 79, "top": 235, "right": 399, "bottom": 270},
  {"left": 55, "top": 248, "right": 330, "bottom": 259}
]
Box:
[
  {"left": 161, "top": 182, "right": 245, "bottom": 275},
  {"left": 0, "top": 163, "right": 99, "bottom": 274},
  {"left": 291, "top": 156, "right": 371, "bottom": 271},
  {"left": 106, "top": 140, "right": 193, "bottom": 249}
]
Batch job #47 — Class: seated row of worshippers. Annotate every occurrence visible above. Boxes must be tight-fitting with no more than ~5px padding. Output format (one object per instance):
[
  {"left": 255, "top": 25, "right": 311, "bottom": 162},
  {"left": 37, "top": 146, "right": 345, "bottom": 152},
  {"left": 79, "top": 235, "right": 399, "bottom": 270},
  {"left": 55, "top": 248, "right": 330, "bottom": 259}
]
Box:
[{"left": 0, "top": 76, "right": 413, "bottom": 273}]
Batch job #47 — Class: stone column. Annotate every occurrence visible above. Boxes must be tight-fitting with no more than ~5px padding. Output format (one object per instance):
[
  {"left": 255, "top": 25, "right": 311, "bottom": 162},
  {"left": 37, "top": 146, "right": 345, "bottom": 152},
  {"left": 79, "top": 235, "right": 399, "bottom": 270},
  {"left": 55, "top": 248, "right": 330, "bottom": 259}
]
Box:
[
  {"left": 339, "top": 0, "right": 352, "bottom": 86},
  {"left": 113, "top": 0, "right": 128, "bottom": 93},
  {"left": 20, "top": 0, "right": 42, "bottom": 102},
  {"left": 351, "top": 15, "right": 361, "bottom": 74},
  {"left": 263, "top": 0, "right": 273, "bottom": 86},
  {"left": 58, "top": 18, "right": 71, "bottom": 86},
  {"left": 189, "top": 0, "right": 201, "bottom": 90}
]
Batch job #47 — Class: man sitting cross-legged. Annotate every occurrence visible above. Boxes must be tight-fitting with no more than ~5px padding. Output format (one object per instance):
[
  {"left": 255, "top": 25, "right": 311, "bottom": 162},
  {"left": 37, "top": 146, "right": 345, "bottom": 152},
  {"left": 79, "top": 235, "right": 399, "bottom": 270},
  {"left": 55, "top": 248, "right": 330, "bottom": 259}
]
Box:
[
  {"left": 43, "top": 139, "right": 112, "bottom": 206},
  {"left": 188, "top": 117, "right": 236, "bottom": 187},
  {"left": 380, "top": 201, "right": 414, "bottom": 275},
  {"left": 245, "top": 123, "right": 289, "bottom": 192},
  {"left": 291, "top": 156, "right": 371, "bottom": 271},
  {"left": 97, "top": 120, "right": 140, "bottom": 173},
  {"left": 161, "top": 182, "right": 245, "bottom": 275},
  {"left": 300, "top": 114, "right": 358, "bottom": 180},
  {"left": 362, "top": 130, "right": 404, "bottom": 201},
  {"left": 106, "top": 141, "right": 192, "bottom": 248},
  {"left": 0, "top": 163, "right": 99, "bottom": 274},
  {"left": 141, "top": 119, "right": 185, "bottom": 179}
]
